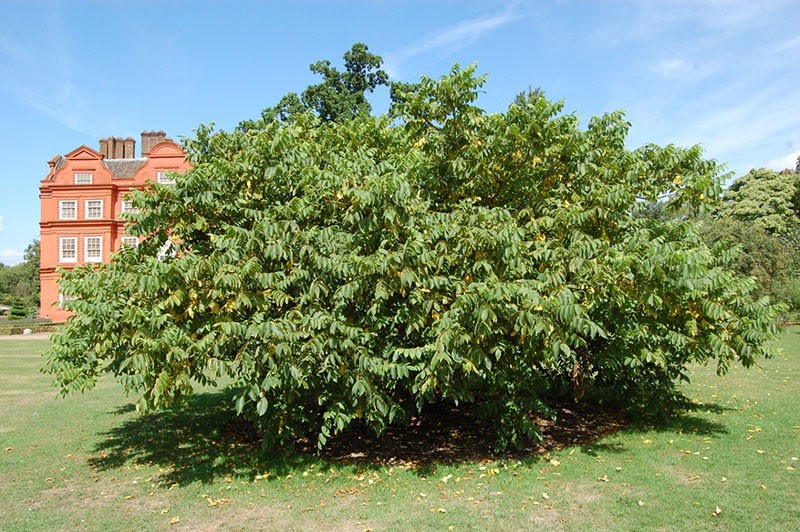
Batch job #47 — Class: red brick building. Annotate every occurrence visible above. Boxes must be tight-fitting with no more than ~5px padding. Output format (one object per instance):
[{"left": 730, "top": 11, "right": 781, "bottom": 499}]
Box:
[{"left": 39, "top": 131, "right": 191, "bottom": 321}]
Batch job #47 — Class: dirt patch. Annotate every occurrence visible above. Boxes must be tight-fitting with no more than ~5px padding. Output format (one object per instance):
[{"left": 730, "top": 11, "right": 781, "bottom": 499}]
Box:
[
  {"left": 181, "top": 502, "right": 373, "bottom": 532},
  {"left": 286, "top": 401, "right": 629, "bottom": 466}
]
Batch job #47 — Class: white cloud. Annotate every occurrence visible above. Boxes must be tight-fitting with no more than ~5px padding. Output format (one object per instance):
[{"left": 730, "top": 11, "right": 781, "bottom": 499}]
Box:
[
  {"left": 651, "top": 58, "right": 688, "bottom": 77},
  {"left": 383, "top": 6, "right": 520, "bottom": 78},
  {"left": 767, "top": 150, "right": 800, "bottom": 172},
  {"left": 0, "top": 215, "right": 4, "bottom": 232},
  {"left": 0, "top": 249, "right": 24, "bottom": 266}
]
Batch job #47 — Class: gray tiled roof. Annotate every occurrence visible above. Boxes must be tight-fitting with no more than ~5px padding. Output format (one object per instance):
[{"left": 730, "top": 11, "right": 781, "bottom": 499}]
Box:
[{"left": 105, "top": 158, "right": 147, "bottom": 178}]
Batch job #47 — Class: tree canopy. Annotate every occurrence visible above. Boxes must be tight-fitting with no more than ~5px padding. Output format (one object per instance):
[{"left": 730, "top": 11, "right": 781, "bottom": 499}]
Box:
[
  {"left": 716, "top": 168, "right": 800, "bottom": 235},
  {"left": 44, "top": 62, "right": 782, "bottom": 451},
  {"left": 0, "top": 239, "right": 40, "bottom": 318},
  {"left": 701, "top": 167, "right": 800, "bottom": 316},
  {"left": 243, "top": 43, "right": 389, "bottom": 126}
]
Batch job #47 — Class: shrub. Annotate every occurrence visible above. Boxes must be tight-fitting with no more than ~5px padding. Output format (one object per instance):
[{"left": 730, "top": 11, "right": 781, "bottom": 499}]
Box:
[{"left": 43, "top": 65, "right": 782, "bottom": 450}]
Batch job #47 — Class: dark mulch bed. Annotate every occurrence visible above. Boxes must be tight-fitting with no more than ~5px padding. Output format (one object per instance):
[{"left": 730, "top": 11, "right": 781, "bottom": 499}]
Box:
[{"left": 288, "top": 402, "right": 629, "bottom": 466}]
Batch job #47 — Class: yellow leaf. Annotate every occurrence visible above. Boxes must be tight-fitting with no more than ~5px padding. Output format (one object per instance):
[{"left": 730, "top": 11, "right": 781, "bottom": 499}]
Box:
[
  {"left": 638, "top": 501, "right": 646, "bottom": 507},
  {"left": 712, "top": 507, "right": 722, "bottom": 517},
  {"left": 542, "top": 493, "right": 550, "bottom": 500},
  {"left": 549, "top": 459, "right": 560, "bottom": 467},
  {"left": 642, "top": 439, "right": 652, "bottom": 446},
  {"left": 170, "top": 517, "right": 181, "bottom": 525}
]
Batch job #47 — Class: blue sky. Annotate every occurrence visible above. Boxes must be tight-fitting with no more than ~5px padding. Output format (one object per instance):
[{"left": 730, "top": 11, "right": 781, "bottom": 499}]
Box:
[{"left": 0, "top": 0, "right": 798, "bottom": 265}]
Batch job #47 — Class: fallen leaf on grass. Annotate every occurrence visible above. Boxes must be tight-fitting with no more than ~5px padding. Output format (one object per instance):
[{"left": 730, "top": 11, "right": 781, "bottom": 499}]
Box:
[
  {"left": 4, "top": 447, "right": 12, "bottom": 452},
  {"left": 760, "top": 485, "right": 767, "bottom": 490},
  {"left": 207, "top": 497, "right": 230, "bottom": 507},
  {"left": 712, "top": 507, "right": 722, "bottom": 517},
  {"left": 756, "top": 450, "right": 766, "bottom": 454},
  {"left": 542, "top": 493, "right": 550, "bottom": 500},
  {"left": 550, "top": 459, "right": 561, "bottom": 467},
  {"left": 638, "top": 501, "right": 646, "bottom": 507},
  {"left": 642, "top": 439, "right": 652, "bottom": 446},
  {"left": 169, "top": 517, "right": 181, "bottom": 525},
  {"left": 598, "top": 475, "right": 610, "bottom": 482}
]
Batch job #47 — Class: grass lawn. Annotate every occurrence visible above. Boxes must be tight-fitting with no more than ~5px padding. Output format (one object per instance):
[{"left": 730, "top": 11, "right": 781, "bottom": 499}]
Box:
[{"left": 1, "top": 331, "right": 798, "bottom": 531}]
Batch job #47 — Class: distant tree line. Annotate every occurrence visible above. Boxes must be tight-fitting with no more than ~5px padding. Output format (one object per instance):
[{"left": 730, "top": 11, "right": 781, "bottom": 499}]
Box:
[{"left": 0, "top": 240, "right": 40, "bottom": 319}]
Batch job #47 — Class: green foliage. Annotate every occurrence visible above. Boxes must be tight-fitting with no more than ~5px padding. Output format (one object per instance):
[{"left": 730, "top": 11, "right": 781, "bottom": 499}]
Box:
[
  {"left": 0, "top": 239, "right": 40, "bottom": 316},
  {"left": 243, "top": 43, "right": 388, "bottom": 126},
  {"left": 43, "top": 63, "right": 783, "bottom": 451},
  {"left": 716, "top": 168, "right": 800, "bottom": 235},
  {"left": 702, "top": 168, "right": 800, "bottom": 316}
]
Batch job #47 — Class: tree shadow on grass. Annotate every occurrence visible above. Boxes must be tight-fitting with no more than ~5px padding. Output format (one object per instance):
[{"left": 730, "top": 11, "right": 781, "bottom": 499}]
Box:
[
  {"left": 90, "top": 392, "right": 633, "bottom": 484},
  {"left": 89, "top": 390, "right": 315, "bottom": 486},
  {"left": 623, "top": 398, "right": 732, "bottom": 438}
]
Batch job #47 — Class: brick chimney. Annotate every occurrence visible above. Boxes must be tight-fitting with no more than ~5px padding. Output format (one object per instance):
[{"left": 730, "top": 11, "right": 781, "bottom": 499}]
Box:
[
  {"left": 99, "top": 136, "right": 137, "bottom": 159},
  {"left": 141, "top": 130, "right": 168, "bottom": 157},
  {"left": 124, "top": 137, "right": 136, "bottom": 158}
]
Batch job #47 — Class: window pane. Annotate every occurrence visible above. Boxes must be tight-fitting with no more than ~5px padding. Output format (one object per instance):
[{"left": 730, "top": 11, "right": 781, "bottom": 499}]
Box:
[
  {"left": 121, "top": 200, "right": 138, "bottom": 214},
  {"left": 59, "top": 237, "right": 77, "bottom": 262},
  {"left": 74, "top": 173, "right": 93, "bottom": 184},
  {"left": 59, "top": 201, "right": 77, "bottom": 219},
  {"left": 85, "top": 200, "right": 103, "bottom": 219},
  {"left": 156, "top": 171, "right": 175, "bottom": 185},
  {"left": 84, "top": 236, "right": 102, "bottom": 262}
]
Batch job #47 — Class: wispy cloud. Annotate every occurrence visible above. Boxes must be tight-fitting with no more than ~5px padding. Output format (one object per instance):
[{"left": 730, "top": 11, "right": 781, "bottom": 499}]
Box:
[
  {"left": 767, "top": 150, "right": 800, "bottom": 172},
  {"left": 383, "top": 5, "right": 521, "bottom": 78},
  {"left": 650, "top": 58, "right": 688, "bottom": 78},
  {"left": 0, "top": 215, "right": 4, "bottom": 232},
  {"left": 0, "top": 1, "right": 96, "bottom": 136},
  {"left": 0, "top": 249, "right": 24, "bottom": 266}
]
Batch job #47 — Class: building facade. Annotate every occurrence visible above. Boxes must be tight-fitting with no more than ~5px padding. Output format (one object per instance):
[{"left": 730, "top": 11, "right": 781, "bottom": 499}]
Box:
[{"left": 39, "top": 131, "right": 191, "bottom": 321}]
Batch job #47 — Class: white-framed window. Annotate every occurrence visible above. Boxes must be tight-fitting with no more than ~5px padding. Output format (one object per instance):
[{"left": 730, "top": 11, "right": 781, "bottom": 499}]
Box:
[
  {"left": 156, "top": 171, "right": 175, "bottom": 185},
  {"left": 120, "top": 200, "right": 138, "bottom": 214},
  {"left": 157, "top": 239, "right": 175, "bottom": 261},
  {"left": 84, "top": 236, "right": 102, "bottom": 262},
  {"left": 120, "top": 236, "right": 139, "bottom": 249},
  {"left": 58, "top": 200, "right": 77, "bottom": 220},
  {"left": 74, "top": 172, "right": 93, "bottom": 184},
  {"left": 58, "top": 292, "right": 78, "bottom": 308},
  {"left": 85, "top": 199, "right": 103, "bottom": 219},
  {"left": 59, "top": 237, "right": 78, "bottom": 263}
]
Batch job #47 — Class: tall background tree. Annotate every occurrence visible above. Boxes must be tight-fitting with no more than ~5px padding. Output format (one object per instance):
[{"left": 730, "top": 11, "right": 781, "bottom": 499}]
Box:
[
  {"left": 701, "top": 167, "right": 800, "bottom": 317},
  {"left": 241, "top": 43, "right": 388, "bottom": 127}
]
